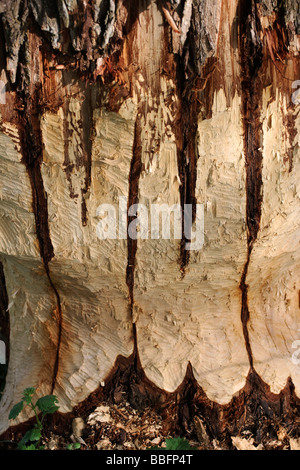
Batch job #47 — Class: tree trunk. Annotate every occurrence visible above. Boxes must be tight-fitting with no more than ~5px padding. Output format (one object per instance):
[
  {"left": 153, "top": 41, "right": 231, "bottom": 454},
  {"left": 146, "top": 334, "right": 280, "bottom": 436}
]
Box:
[{"left": 0, "top": 0, "right": 300, "bottom": 444}]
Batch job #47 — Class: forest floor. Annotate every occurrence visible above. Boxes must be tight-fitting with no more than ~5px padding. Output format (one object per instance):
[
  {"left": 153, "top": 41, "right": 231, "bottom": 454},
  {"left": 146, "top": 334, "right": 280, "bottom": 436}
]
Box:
[
  {"left": 38, "top": 398, "right": 299, "bottom": 451},
  {"left": 1, "top": 395, "right": 300, "bottom": 451}
]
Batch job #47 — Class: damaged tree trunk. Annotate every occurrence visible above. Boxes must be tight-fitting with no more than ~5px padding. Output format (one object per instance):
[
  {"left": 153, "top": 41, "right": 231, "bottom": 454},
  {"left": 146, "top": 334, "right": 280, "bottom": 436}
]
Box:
[{"left": 0, "top": 0, "right": 300, "bottom": 444}]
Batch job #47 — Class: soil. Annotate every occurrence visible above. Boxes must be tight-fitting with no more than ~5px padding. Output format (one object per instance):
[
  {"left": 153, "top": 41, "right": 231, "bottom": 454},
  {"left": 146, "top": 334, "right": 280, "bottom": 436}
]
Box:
[{"left": 1, "top": 396, "right": 297, "bottom": 451}]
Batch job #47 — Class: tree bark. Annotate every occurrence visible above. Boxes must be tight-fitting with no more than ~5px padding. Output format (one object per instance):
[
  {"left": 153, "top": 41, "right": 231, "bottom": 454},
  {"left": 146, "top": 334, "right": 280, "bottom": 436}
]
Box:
[{"left": 0, "top": 0, "right": 300, "bottom": 443}]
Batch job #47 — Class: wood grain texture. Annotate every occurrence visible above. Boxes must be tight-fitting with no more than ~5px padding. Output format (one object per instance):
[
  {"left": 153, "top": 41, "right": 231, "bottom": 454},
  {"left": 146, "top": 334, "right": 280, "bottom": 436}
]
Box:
[{"left": 0, "top": 0, "right": 300, "bottom": 436}]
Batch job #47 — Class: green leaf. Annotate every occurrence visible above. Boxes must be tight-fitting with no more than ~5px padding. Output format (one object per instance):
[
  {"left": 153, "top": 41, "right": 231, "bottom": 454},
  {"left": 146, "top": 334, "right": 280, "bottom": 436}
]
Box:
[
  {"left": 165, "top": 437, "right": 193, "bottom": 451},
  {"left": 9, "top": 401, "right": 24, "bottom": 420},
  {"left": 19, "top": 443, "right": 38, "bottom": 450},
  {"left": 17, "top": 427, "right": 42, "bottom": 450},
  {"left": 147, "top": 437, "right": 194, "bottom": 451},
  {"left": 28, "top": 427, "right": 42, "bottom": 442},
  {"left": 66, "top": 442, "right": 81, "bottom": 450},
  {"left": 36, "top": 395, "right": 59, "bottom": 415},
  {"left": 22, "top": 387, "right": 36, "bottom": 404},
  {"left": 17, "top": 429, "right": 33, "bottom": 449}
]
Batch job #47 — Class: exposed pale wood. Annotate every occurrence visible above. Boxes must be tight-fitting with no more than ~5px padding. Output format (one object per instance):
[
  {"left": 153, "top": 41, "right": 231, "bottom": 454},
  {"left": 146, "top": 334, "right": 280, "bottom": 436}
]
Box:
[
  {"left": 248, "top": 91, "right": 300, "bottom": 395},
  {"left": 0, "top": 0, "right": 300, "bottom": 437}
]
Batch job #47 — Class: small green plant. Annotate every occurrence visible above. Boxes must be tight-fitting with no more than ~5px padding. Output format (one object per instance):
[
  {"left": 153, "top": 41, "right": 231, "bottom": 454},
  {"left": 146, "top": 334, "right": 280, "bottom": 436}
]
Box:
[
  {"left": 9, "top": 387, "right": 59, "bottom": 450},
  {"left": 149, "top": 437, "right": 194, "bottom": 451},
  {"left": 66, "top": 442, "right": 81, "bottom": 450}
]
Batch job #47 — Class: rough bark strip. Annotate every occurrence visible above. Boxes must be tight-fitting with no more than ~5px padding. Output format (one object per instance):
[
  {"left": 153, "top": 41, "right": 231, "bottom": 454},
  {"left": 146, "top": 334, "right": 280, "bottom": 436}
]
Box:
[
  {"left": 80, "top": 82, "right": 94, "bottom": 226},
  {"left": 63, "top": 97, "right": 77, "bottom": 200},
  {"left": 173, "top": 6, "right": 202, "bottom": 276},
  {"left": 238, "top": 0, "right": 264, "bottom": 366},
  {"left": 1, "top": 0, "right": 119, "bottom": 83},
  {"left": 126, "top": 111, "right": 143, "bottom": 367},
  {"left": 239, "top": 256, "right": 254, "bottom": 368},
  {"left": 13, "top": 36, "right": 64, "bottom": 393},
  {"left": 17, "top": 117, "right": 54, "bottom": 265},
  {"left": 177, "top": 90, "right": 199, "bottom": 276},
  {"left": 173, "top": 0, "right": 221, "bottom": 275},
  {"left": 283, "top": 109, "right": 298, "bottom": 172},
  {"left": 173, "top": 67, "right": 197, "bottom": 275}
]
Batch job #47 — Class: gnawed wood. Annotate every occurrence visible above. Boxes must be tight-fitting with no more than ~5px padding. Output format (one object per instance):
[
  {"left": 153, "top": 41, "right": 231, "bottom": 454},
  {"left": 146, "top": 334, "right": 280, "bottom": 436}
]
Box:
[{"left": 0, "top": 0, "right": 299, "bottom": 441}]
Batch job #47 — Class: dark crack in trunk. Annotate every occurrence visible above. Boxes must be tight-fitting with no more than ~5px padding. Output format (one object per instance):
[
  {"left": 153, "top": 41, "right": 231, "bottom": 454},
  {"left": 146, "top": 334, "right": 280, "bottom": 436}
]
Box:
[
  {"left": 238, "top": 0, "right": 264, "bottom": 368},
  {"left": 15, "top": 34, "right": 63, "bottom": 394},
  {"left": 126, "top": 112, "right": 143, "bottom": 371}
]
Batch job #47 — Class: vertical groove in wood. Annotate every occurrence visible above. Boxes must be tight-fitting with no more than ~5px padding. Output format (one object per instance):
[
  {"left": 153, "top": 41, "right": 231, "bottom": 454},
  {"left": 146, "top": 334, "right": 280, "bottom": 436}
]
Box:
[
  {"left": 15, "top": 32, "right": 63, "bottom": 393},
  {"left": 238, "top": 0, "right": 264, "bottom": 367}
]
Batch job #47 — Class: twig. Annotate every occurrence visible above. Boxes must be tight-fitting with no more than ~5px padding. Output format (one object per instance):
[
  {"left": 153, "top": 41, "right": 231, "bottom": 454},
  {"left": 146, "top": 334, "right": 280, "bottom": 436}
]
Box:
[{"left": 161, "top": 6, "right": 181, "bottom": 34}]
